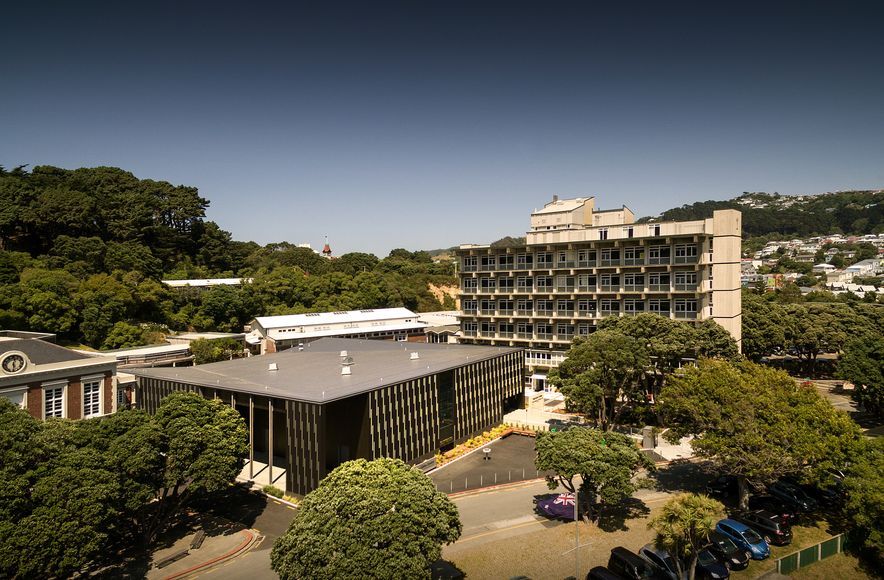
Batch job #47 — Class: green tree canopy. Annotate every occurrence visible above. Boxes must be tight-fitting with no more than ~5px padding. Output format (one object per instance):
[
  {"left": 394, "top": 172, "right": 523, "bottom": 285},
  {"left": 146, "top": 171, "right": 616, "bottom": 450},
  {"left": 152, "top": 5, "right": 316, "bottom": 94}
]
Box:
[
  {"left": 534, "top": 428, "right": 654, "bottom": 522},
  {"left": 648, "top": 493, "right": 725, "bottom": 580},
  {"left": 270, "top": 458, "right": 461, "bottom": 579},
  {"left": 659, "top": 359, "right": 862, "bottom": 509},
  {"left": 838, "top": 335, "right": 884, "bottom": 419}
]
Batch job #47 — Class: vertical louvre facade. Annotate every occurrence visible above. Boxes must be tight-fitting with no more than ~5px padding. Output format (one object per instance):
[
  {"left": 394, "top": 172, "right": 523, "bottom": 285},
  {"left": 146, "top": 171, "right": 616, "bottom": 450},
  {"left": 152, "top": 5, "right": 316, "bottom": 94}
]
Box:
[
  {"left": 285, "top": 400, "right": 324, "bottom": 496},
  {"left": 368, "top": 375, "right": 439, "bottom": 463},
  {"left": 454, "top": 350, "right": 523, "bottom": 440}
]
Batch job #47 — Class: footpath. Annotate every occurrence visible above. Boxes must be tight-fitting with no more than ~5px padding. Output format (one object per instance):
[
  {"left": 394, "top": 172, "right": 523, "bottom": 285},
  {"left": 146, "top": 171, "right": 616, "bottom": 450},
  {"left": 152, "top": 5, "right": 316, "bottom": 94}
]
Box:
[{"left": 146, "top": 526, "right": 263, "bottom": 580}]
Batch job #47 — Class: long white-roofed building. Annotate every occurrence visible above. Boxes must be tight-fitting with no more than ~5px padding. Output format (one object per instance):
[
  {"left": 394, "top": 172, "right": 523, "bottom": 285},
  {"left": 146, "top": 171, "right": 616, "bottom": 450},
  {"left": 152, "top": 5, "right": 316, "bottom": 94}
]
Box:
[{"left": 247, "top": 307, "right": 428, "bottom": 353}]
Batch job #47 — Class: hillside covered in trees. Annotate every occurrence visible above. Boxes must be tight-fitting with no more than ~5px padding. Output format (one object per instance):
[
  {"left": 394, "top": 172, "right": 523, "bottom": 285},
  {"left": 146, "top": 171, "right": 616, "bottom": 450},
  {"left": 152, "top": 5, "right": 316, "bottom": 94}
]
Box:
[
  {"left": 0, "top": 165, "right": 455, "bottom": 349},
  {"left": 640, "top": 190, "right": 883, "bottom": 237}
]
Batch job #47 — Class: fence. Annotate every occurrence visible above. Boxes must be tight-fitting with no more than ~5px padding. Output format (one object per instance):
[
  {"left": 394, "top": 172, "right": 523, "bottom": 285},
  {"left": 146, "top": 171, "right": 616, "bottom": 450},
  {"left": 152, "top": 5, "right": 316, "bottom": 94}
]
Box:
[
  {"left": 436, "top": 468, "right": 556, "bottom": 494},
  {"left": 775, "top": 533, "right": 846, "bottom": 575}
]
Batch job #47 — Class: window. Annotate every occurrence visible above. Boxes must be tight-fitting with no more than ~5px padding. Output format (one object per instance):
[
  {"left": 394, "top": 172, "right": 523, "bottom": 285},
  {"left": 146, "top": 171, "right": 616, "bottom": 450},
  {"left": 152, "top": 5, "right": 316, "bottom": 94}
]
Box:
[
  {"left": 674, "top": 271, "right": 698, "bottom": 287},
  {"left": 624, "top": 299, "right": 645, "bottom": 313},
  {"left": 674, "top": 244, "right": 698, "bottom": 261},
  {"left": 83, "top": 379, "right": 101, "bottom": 417},
  {"left": 479, "top": 277, "right": 496, "bottom": 290},
  {"left": 624, "top": 226, "right": 634, "bottom": 238},
  {"left": 498, "top": 299, "right": 514, "bottom": 313},
  {"left": 624, "top": 273, "right": 644, "bottom": 287},
  {"left": 536, "top": 323, "right": 553, "bottom": 337},
  {"left": 650, "top": 224, "right": 661, "bottom": 236},
  {"left": 601, "top": 248, "right": 620, "bottom": 261},
  {"left": 577, "top": 274, "right": 596, "bottom": 290},
  {"left": 556, "top": 324, "right": 574, "bottom": 337},
  {"left": 577, "top": 324, "right": 591, "bottom": 336},
  {"left": 499, "top": 277, "right": 514, "bottom": 290},
  {"left": 535, "top": 252, "right": 553, "bottom": 266},
  {"left": 480, "top": 299, "right": 495, "bottom": 313},
  {"left": 517, "top": 276, "right": 533, "bottom": 289},
  {"left": 650, "top": 299, "right": 670, "bottom": 313},
  {"left": 516, "top": 253, "right": 533, "bottom": 268},
  {"left": 44, "top": 385, "right": 64, "bottom": 418},
  {"left": 535, "top": 276, "right": 553, "bottom": 290},
  {"left": 516, "top": 299, "right": 533, "bottom": 312},
  {"left": 463, "top": 278, "right": 477, "bottom": 291},
  {"left": 600, "top": 274, "right": 620, "bottom": 288},
  {"left": 675, "top": 299, "right": 697, "bottom": 312},
  {"left": 556, "top": 300, "right": 574, "bottom": 314},
  {"left": 499, "top": 255, "right": 514, "bottom": 269},
  {"left": 480, "top": 255, "right": 496, "bottom": 269},
  {"left": 578, "top": 299, "right": 596, "bottom": 313},
  {"left": 598, "top": 228, "right": 608, "bottom": 240},
  {"left": 463, "top": 299, "right": 477, "bottom": 312},
  {"left": 601, "top": 299, "right": 620, "bottom": 313},
  {"left": 117, "top": 385, "right": 128, "bottom": 410},
  {"left": 462, "top": 256, "right": 477, "bottom": 270},
  {"left": 464, "top": 322, "right": 478, "bottom": 334},
  {"left": 536, "top": 299, "right": 554, "bottom": 314},
  {"left": 480, "top": 321, "right": 496, "bottom": 333},
  {"left": 516, "top": 322, "right": 533, "bottom": 335}
]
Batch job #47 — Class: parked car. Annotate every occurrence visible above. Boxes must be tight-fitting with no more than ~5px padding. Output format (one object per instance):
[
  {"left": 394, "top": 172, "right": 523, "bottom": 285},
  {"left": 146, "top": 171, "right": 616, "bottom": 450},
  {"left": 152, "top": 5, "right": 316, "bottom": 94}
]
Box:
[
  {"left": 706, "top": 530, "right": 750, "bottom": 570},
  {"left": 732, "top": 510, "right": 792, "bottom": 546},
  {"left": 706, "top": 476, "right": 738, "bottom": 499},
  {"left": 783, "top": 476, "right": 843, "bottom": 505},
  {"left": 747, "top": 495, "right": 796, "bottom": 523},
  {"left": 715, "top": 519, "right": 770, "bottom": 560},
  {"left": 694, "top": 549, "right": 730, "bottom": 580},
  {"left": 587, "top": 567, "right": 624, "bottom": 580},
  {"left": 607, "top": 547, "right": 655, "bottom": 580},
  {"left": 639, "top": 544, "right": 685, "bottom": 580},
  {"left": 768, "top": 480, "right": 819, "bottom": 512}
]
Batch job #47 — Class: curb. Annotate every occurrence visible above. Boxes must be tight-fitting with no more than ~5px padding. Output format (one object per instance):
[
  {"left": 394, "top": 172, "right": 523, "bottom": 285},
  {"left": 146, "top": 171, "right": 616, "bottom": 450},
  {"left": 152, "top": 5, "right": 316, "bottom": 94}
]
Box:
[{"left": 161, "top": 528, "right": 258, "bottom": 580}]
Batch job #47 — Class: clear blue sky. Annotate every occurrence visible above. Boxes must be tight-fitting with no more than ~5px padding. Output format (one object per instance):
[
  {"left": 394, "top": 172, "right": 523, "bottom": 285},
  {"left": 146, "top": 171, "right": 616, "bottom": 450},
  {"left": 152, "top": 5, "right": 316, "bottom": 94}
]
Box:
[{"left": 2, "top": 1, "right": 883, "bottom": 256}]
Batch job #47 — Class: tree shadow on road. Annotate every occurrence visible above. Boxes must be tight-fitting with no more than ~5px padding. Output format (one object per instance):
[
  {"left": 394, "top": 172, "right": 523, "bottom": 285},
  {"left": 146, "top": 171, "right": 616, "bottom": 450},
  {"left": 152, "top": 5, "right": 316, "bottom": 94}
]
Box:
[
  {"left": 652, "top": 459, "right": 713, "bottom": 494},
  {"left": 596, "top": 497, "right": 651, "bottom": 532}
]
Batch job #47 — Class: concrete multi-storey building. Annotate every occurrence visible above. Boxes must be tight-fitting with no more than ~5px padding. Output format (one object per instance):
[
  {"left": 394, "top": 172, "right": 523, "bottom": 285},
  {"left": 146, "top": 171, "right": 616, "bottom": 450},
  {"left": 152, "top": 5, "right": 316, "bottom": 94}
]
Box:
[{"left": 456, "top": 196, "right": 741, "bottom": 387}]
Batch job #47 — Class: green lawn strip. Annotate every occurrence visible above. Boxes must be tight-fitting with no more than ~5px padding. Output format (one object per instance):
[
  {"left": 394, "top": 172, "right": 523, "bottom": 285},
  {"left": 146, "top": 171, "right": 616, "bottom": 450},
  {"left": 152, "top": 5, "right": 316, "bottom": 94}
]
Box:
[{"left": 790, "top": 552, "right": 873, "bottom": 579}]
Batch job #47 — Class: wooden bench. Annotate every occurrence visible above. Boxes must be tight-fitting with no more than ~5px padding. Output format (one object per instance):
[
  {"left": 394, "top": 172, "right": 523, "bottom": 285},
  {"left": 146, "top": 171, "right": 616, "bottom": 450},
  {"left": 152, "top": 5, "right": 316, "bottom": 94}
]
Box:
[
  {"left": 190, "top": 530, "right": 206, "bottom": 550},
  {"left": 155, "top": 549, "right": 189, "bottom": 568}
]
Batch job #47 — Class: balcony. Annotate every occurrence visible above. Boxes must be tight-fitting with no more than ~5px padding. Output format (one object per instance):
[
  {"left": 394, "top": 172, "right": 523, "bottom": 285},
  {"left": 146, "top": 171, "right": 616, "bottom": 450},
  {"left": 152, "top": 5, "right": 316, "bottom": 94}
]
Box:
[
  {"left": 600, "top": 259, "right": 620, "bottom": 267},
  {"left": 498, "top": 308, "right": 514, "bottom": 316},
  {"left": 498, "top": 331, "right": 514, "bottom": 339},
  {"left": 516, "top": 332, "right": 533, "bottom": 339},
  {"left": 535, "top": 262, "right": 554, "bottom": 269},
  {"left": 536, "top": 333, "right": 553, "bottom": 340},
  {"left": 599, "top": 284, "right": 620, "bottom": 292},
  {"left": 623, "top": 257, "right": 645, "bottom": 266},
  {"left": 462, "top": 265, "right": 478, "bottom": 272},
  {"left": 648, "top": 284, "right": 670, "bottom": 292},
  {"left": 556, "top": 334, "right": 574, "bottom": 342},
  {"left": 577, "top": 285, "right": 596, "bottom": 292},
  {"left": 623, "top": 284, "right": 644, "bottom": 292},
  {"left": 515, "top": 309, "right": 533, "bottom": 316},
  {"left": 497, "top": 286, "right": 515, "bottom": 294},
  {"left": 650, "top": 310, "right": 670, "bottom": 317},
  {"left": 480, "top": 308, "right": 495, "bottom": 315},
  {"left": 577, "top": 310, "right": 596, "bottom": 318},
  {"left": 577, "top": 260, "right": 597, "bottom": 268},
  {"left": 674, "top": 283, "right": 697, "bottom": 292},
  {"left": 556, "top": 260, "right": 576, "bottom": 268},
  {"left": 647, "top": 256, "right": 671, "bottom": 265},
  {"left": 555, "top": 285, "right": 575, "bottom": 293},
  {"left": 675, "top": 311, "right": 698, "bottom": 319},
  {"left": 516, "top": 285, "right": 532, "bottom": 292},
  {"left": 463, "top": 330, "right": 477, "bottom": 336},
  {"left": 600, "top": 310, "right": 620, "bottom": 317},
  {"left": 462, "top": 308, "right": 477, "bottom": 315},
  {"left": 555, "top": 310, "right": 575, "bottom": 317},
  {"left": 536, "top": 309, "right": 554, "bottom": 317},
  {"left": 535, "top": 286, "right": 554, "bottom": 293},
  {"left": 674, "top": 255, "right": 698, "bottom": 264},
  {"left": 497, "top": 263, "right": 515, "bottom": 271}
]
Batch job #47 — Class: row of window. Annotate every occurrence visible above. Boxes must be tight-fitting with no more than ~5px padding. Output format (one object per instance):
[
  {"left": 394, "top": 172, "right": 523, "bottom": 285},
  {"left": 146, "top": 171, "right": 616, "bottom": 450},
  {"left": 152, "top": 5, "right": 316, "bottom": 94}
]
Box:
[
  {"left": 464, "top": 298, "right": 698, "bottom": 313},
  {"left": 463, "top": 271, "right": 701, "bottom": 291},
  {"left": 42, "top": 378, "right": 115, "bottom": 420},
  {"left": 462, "top": 244, "right": 699, "bottom": 270}
]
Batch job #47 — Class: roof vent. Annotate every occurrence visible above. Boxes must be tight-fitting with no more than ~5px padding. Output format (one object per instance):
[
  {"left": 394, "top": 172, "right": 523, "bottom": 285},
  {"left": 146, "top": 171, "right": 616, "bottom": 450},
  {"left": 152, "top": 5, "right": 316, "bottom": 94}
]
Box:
[
  {"left": 410, "top": 352, "right": 420, "bottom": 360},
  {"left": 341, "top": 366, "right": 351, "bottom": 376},
  {"left": 268, "top": 362, "right": 278, "bottom": 371}
]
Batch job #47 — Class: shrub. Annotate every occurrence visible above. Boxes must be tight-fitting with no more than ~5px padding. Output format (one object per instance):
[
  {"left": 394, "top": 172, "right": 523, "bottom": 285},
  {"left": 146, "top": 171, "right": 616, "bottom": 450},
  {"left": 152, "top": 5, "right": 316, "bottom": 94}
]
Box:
[{"left": 263, "top": 485, "right": 284, "bottom": 498}]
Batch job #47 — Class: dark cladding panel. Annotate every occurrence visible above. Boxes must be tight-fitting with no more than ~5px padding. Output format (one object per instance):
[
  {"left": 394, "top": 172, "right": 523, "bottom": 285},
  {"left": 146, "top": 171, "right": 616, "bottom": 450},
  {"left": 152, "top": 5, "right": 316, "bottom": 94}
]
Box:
[
  {"left": 368, "top": 376, "right": 439, "bottom": 464},
  {"left": 285, "top": 400, "right": 324, "bottom": 496},
  {"left": 137, "top": 376, "right": 198, "bottom": 414},
  {"left": 453, "top": 350, "right": 524, "bottom": 441}
]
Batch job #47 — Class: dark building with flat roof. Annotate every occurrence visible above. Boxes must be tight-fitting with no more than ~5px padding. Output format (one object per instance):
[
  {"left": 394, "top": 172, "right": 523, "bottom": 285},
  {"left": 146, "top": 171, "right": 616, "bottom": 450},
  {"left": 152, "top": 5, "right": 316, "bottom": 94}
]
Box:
[{"left": 133, "top": 338, "right": 523, "bottom": 495}]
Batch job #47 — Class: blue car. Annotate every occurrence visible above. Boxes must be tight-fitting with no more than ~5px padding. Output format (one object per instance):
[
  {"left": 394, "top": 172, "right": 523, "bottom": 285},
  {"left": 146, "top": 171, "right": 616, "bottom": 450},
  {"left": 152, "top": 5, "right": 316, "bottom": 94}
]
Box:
[{"left": 716, "top": 519, "right": 770, "bottom": 560}]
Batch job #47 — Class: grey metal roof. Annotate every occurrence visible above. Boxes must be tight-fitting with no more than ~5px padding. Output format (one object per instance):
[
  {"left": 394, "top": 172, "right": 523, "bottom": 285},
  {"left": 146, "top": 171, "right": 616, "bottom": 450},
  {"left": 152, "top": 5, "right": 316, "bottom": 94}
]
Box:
[
  {"left": 0, "top": 338, "right": 92, "bottom": 365},
  {"left": 133, "top": 337, "right": 522, "bottom": 404}
]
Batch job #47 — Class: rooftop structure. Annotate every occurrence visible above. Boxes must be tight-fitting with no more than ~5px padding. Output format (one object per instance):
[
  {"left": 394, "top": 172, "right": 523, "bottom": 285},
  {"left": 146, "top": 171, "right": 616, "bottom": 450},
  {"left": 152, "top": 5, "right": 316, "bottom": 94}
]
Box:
[
  {"left": 162, "top": 278, "right": 251, "bottom": 289},
  {"left": 247, "top": 307, "right": 427, "bottom": 353}
]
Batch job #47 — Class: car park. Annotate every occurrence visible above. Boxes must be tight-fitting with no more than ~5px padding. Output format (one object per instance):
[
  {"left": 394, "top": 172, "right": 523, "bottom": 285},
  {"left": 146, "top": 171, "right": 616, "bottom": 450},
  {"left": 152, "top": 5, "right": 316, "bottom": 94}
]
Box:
[
  {"left": 587, "top": 567, "right": 625, "bottom": 580},
  {"left": 768, "top": 480, "right": 819, "bottom": 512},
  {"left": 715, "top": 519, "right": 770, "bottom": 560},
  {"left": 747, "top": 495, "right": 796, "bottom": 523},
  {"left": 607, "top": 547, "right": 655, "bottom": 580},
  {"left": 705, "top": 475, "right": 738, "bottom": 499},
  {"left": 706, "top": 530, "right": 750, "bottom": 570},
  {"left": 732, "top": 510, "right": 792, "bottom": 546},
  {"left": 694, "top": 549, "right": 729, "bottom": 580},
  {"left": 639, "top": 544, "right": 685, "bottom": 580}
]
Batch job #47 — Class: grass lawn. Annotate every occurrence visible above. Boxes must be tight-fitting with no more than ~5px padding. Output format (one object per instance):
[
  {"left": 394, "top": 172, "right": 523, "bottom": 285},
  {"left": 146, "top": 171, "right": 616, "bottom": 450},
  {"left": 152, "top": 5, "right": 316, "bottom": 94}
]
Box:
[{"left": 790, "top": 552, "right": 876, "bottom": 579}]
